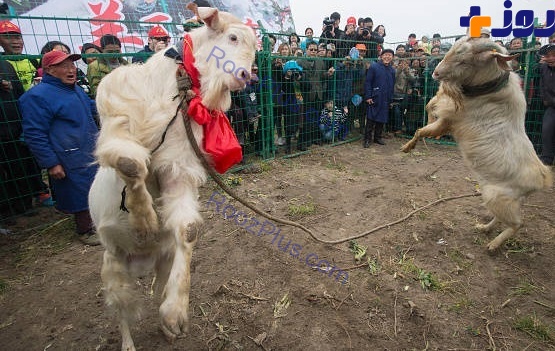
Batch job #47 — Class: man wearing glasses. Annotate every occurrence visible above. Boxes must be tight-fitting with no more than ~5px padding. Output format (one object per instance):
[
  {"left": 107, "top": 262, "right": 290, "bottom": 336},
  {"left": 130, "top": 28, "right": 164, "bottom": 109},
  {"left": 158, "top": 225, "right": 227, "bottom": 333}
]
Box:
[{"left": 133, "top": 25, "right": 171, "bottom": 64}]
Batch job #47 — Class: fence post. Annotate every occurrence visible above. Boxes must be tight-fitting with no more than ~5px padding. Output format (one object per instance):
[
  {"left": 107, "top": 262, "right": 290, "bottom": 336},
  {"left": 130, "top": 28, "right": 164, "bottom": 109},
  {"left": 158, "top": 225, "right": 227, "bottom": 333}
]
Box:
[{"left": 256, "top": 21, "right": 275, "bottom": 159}]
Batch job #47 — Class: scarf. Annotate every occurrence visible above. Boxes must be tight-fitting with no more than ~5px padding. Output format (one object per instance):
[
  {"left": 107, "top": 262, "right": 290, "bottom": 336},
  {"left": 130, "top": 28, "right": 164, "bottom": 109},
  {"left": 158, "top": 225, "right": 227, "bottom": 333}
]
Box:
[{"left": 181, "top": 34, "right": 242, "bottom": 173}]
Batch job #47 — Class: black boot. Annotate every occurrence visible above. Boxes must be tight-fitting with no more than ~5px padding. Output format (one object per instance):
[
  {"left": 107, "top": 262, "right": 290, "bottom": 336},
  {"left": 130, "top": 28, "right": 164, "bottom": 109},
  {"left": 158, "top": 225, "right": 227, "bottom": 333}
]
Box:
[
  {"left": 373, "top": 122, "right": 385, "bottom": 145},
  {"left": 363, "top": 120, "right": 374, "bottom": 148}
]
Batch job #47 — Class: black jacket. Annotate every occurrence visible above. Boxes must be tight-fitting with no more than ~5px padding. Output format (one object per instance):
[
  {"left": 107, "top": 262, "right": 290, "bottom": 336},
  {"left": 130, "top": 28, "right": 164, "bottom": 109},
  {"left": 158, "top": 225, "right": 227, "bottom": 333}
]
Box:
[
  {"left": 0, "top": 59, "right": 25, "bottom": 141},
  {"left": 355, "top": 31, "right": 384, "bottom": 59},
  {"left": 540, "top": 63, "right": 555, "bottom": 108}
]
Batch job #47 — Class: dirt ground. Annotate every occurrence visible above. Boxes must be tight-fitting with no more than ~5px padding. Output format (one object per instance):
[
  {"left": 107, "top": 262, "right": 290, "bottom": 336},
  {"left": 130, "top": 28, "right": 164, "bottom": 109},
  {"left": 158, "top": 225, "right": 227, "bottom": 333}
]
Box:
[{"left": 1, "top": 138, "right": 554, "bottom": 351}]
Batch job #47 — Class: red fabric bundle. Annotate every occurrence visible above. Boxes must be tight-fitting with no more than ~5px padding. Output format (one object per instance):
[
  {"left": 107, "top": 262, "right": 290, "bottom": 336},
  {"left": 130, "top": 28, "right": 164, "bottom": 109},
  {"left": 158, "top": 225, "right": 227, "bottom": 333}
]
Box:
[{"left": 181, "top": 35, "right": 242, "bottom": 173}]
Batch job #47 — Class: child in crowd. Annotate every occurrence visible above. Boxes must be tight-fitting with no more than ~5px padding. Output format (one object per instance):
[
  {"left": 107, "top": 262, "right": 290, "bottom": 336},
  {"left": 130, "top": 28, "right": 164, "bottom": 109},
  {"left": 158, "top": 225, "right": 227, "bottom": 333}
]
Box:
[{"left": 319, "top": 99, "right": 349, "bottom": 142}]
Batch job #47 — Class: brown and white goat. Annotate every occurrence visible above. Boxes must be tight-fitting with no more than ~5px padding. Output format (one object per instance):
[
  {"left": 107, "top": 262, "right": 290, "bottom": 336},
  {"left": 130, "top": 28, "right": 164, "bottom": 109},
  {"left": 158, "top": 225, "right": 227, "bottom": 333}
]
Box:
[
  {"left": 88, "top": 7, "right": 256, "bottom": 351},
  {"left": 401, "top": 37, "right": 553, "bottom": 251}
]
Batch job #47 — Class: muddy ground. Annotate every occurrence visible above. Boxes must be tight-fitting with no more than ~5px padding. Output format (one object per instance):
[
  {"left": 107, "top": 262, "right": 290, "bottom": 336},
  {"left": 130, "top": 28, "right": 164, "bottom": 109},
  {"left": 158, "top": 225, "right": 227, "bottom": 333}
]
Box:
[{"left": 1, "top": 138, "right": 554, "bottom": 351}]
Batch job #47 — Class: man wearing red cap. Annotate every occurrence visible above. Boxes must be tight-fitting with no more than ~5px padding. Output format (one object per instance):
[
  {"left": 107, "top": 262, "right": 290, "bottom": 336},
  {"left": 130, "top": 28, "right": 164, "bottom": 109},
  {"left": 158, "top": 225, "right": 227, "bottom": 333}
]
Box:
[
  {"left": 133, "top": 25, "right": 171, "bottom": 63},
  {"left": 0, "top": 21, "right": 38, "bottom": 91},
  {"left": 336, "top": 16, "right": 357, "bottom": 58},
  {"left": 19, "top": 51, "right": 100, "bottom": 245}
]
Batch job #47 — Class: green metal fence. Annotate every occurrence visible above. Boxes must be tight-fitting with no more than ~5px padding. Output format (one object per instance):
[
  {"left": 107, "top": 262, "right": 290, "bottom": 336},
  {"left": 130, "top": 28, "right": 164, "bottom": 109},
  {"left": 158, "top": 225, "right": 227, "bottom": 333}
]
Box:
[{"left": 0, "top": 15, "right": 547, "bottom": 221}]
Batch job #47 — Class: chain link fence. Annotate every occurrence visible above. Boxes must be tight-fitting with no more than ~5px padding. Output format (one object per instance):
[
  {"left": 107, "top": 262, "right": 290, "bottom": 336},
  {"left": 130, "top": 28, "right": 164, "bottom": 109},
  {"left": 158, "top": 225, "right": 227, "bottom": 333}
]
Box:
[{"left": 0, "top": 15, "right": 547, "bottom": 221}]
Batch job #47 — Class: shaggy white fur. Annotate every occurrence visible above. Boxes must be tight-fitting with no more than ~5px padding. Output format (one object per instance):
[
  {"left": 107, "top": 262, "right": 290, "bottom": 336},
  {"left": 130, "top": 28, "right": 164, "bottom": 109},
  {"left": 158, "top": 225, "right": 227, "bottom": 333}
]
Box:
[{"left": 88, "top": 6, "right": 256, "bottom": 351}]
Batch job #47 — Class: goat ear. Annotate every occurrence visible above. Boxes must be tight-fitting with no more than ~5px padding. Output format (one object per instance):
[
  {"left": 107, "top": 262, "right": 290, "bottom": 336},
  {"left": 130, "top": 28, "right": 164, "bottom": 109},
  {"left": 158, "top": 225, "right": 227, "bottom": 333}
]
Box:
[
  {"left": 492, "top": 51, "right": 520, "bottom": 71},
  {"left": 195, "top": 7, "right": 224, "bottom": 32}
]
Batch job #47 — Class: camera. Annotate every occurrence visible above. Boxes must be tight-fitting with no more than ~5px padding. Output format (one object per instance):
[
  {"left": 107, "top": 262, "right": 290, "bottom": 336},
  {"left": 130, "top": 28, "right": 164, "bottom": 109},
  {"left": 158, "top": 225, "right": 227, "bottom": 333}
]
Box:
[
  {"left": 361, "top": 28, "right": 371, "bottom": 37},
  {"left": 291, "top": 70, "right": 302, "bottom": 80},
  {"left": 323, "top": 17, "right": 334, "bottom": 32}
]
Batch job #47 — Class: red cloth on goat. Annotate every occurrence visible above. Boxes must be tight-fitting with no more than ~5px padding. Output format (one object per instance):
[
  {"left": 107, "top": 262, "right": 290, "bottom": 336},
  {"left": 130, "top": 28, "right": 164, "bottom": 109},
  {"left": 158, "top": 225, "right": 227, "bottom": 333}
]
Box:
[{"left": 181, "top": 34, "right": 242, "bottom": 174}]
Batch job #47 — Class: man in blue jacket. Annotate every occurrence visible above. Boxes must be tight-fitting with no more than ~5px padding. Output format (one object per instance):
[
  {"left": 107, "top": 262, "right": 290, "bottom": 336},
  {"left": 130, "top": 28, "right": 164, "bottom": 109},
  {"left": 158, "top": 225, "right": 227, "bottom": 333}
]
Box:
[
  {"left": 19, "top": 50, "right": 100, "bottom": 245},
  {"left": 363, "top": 48, "right": 395, "bottom": 148}
]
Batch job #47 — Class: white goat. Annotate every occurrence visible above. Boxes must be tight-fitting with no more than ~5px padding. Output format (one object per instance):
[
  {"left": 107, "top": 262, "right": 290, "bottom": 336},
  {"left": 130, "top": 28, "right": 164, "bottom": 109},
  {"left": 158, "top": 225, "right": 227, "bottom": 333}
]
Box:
[
  {"left": 88, "top": 6, "right": 256, "bottom": 351},
  {"left": 401, "top": 37, "right": 553, "bottom": 251}
]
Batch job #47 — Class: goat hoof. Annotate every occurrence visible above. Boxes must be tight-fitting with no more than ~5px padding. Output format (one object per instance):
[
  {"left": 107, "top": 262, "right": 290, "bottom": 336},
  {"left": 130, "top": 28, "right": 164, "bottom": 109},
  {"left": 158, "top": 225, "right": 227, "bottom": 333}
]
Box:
[
  {"left": 400, "top": 142, "right": 414, "bottom": 153},
  {"left": 121, "top": 343, "right": 137, "bottom": 351},
  {"left": 160, "top": 306, "right": 189, "bottom": 342},
  {"left": 475, "top": 223, "right": 491, "bottom": 232},
  {"left": 486, "top": 239, "right": 503, "bottom": 252},
  {"left": 116, "top": 157, "right": 142, "bottom": 179}
]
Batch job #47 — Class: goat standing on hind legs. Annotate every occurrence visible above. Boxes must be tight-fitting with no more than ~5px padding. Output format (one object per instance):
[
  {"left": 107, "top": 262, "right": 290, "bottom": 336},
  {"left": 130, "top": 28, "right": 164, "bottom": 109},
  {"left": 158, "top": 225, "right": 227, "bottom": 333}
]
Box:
[
  {"left": 88, "top": 5, "right": 257, "bottom": 350},
  {"left": 400, "top": 36, "right": 553, "bottom": 251}
]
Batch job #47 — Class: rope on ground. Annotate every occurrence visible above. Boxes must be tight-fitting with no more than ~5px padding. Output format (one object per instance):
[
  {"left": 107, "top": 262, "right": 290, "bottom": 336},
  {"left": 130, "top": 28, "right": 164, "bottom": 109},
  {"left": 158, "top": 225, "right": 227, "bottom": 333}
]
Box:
[
  {"left": 302, "top": 192, "right": 480, "bottom": 245},
  {"left": 177, "top": 70, "right": 481, "bottom": 246}
]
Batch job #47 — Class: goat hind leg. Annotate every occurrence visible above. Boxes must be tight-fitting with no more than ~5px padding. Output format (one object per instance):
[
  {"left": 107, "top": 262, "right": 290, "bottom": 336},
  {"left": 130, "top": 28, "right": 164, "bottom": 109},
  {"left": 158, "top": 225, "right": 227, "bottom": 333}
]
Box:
[
  {"left": 157, "top": 174, "right": 202, "bottom": 341},
  {"left": 159, "top": 228, "right": 197, "bottom": 341},
  {"left": 101, "top": 250, "right": 141, "bottom": 351},
  {"left": 481, "top": 190, "right": 522, "bottom": 251}
]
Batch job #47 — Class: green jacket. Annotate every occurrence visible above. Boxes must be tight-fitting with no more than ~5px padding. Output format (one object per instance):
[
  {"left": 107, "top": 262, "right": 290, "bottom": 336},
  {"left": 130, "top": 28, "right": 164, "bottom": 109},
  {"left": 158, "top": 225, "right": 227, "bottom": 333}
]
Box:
[{"left": 86, "top": 57, "right": 128, "bottom": 98}]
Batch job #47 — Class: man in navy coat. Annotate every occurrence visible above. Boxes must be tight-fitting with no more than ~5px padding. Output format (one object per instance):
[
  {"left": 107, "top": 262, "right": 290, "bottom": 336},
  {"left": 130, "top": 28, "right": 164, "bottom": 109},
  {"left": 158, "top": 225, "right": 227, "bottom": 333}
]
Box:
[
  {"left": 363, "top": 48, "right": 395, "bottom": 147},
  {"left": 19, "top": 50, "right": 100, "bottom": 245}
]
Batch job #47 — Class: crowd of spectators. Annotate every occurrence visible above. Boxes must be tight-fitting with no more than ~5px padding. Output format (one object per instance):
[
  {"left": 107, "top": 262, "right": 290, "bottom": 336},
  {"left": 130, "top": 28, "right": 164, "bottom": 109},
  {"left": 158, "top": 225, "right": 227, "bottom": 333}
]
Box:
[
  {"left": 1, "top": 11, "right": 554, "bottom": 233},
  {"left": 230, "top": 12, "right": 554, "bottom": 156}
]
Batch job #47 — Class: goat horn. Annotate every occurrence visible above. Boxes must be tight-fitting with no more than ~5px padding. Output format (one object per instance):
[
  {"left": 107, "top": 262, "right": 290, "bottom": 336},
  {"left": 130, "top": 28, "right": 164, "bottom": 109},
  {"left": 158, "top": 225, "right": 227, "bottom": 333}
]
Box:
[
  {"left": 186, "top": 2, "right": 203, "bottom": 23},
  {"left": 186, "top": 2, "right": 197, "bottom": 12},
  {"left": 474, "top": 42, "right": 502, "bottom": 53},
  {"left": 492, "top": 51, "right": 520, "bottom": 62}
]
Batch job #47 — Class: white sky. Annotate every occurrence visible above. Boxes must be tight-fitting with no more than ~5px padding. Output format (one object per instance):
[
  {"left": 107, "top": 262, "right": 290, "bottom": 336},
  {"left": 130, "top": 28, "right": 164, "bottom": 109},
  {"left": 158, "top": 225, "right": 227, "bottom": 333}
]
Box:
[{"left": 288, "top": 0, "right": 554, "bottom": 47}]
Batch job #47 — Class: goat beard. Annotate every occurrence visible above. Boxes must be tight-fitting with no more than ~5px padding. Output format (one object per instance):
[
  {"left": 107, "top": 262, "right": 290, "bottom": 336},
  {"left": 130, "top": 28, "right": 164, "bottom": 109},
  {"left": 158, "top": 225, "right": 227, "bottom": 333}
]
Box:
[{"left": 437, "top": 81, "right": 463, "bottom": 112}]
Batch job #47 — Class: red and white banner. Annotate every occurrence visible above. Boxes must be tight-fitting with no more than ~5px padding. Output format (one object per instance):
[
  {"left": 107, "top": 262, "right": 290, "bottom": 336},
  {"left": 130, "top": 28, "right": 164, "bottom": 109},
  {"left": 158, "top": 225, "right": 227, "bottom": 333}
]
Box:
[{"left": 4, "top": 0, "right": 294, "bottom": 54}]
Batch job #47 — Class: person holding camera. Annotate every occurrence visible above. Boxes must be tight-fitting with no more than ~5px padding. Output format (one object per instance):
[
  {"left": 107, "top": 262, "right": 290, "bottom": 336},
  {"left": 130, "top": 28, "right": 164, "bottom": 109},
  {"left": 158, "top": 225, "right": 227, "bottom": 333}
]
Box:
[
  {"left": 133, "top": 25, "right": 171, "bottom": 63},
  {"left": 355, "top": 17, "right": 383, "bottom": 59},
  {"left": 336, "top": 16, "right": 358, "bottom": 59},
  {"left": 319, "top": 12, "right": 343, "bottom": 46}
]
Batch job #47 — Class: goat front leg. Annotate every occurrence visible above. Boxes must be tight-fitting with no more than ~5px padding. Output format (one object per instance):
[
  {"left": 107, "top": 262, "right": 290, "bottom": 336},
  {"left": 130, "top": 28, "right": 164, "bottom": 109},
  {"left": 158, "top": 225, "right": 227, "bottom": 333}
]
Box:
[
  {"left": 156, "top": 173, "right": 203, "bottom": 341},
  {"left": 401, "top": 116, "right": 451, "bottom": 153},
  {"left": 117, "top": 157, "right": 158, "bottom": 243},
  {"left": 95, "top": 116, "right": 158, "bottom": 238}
]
